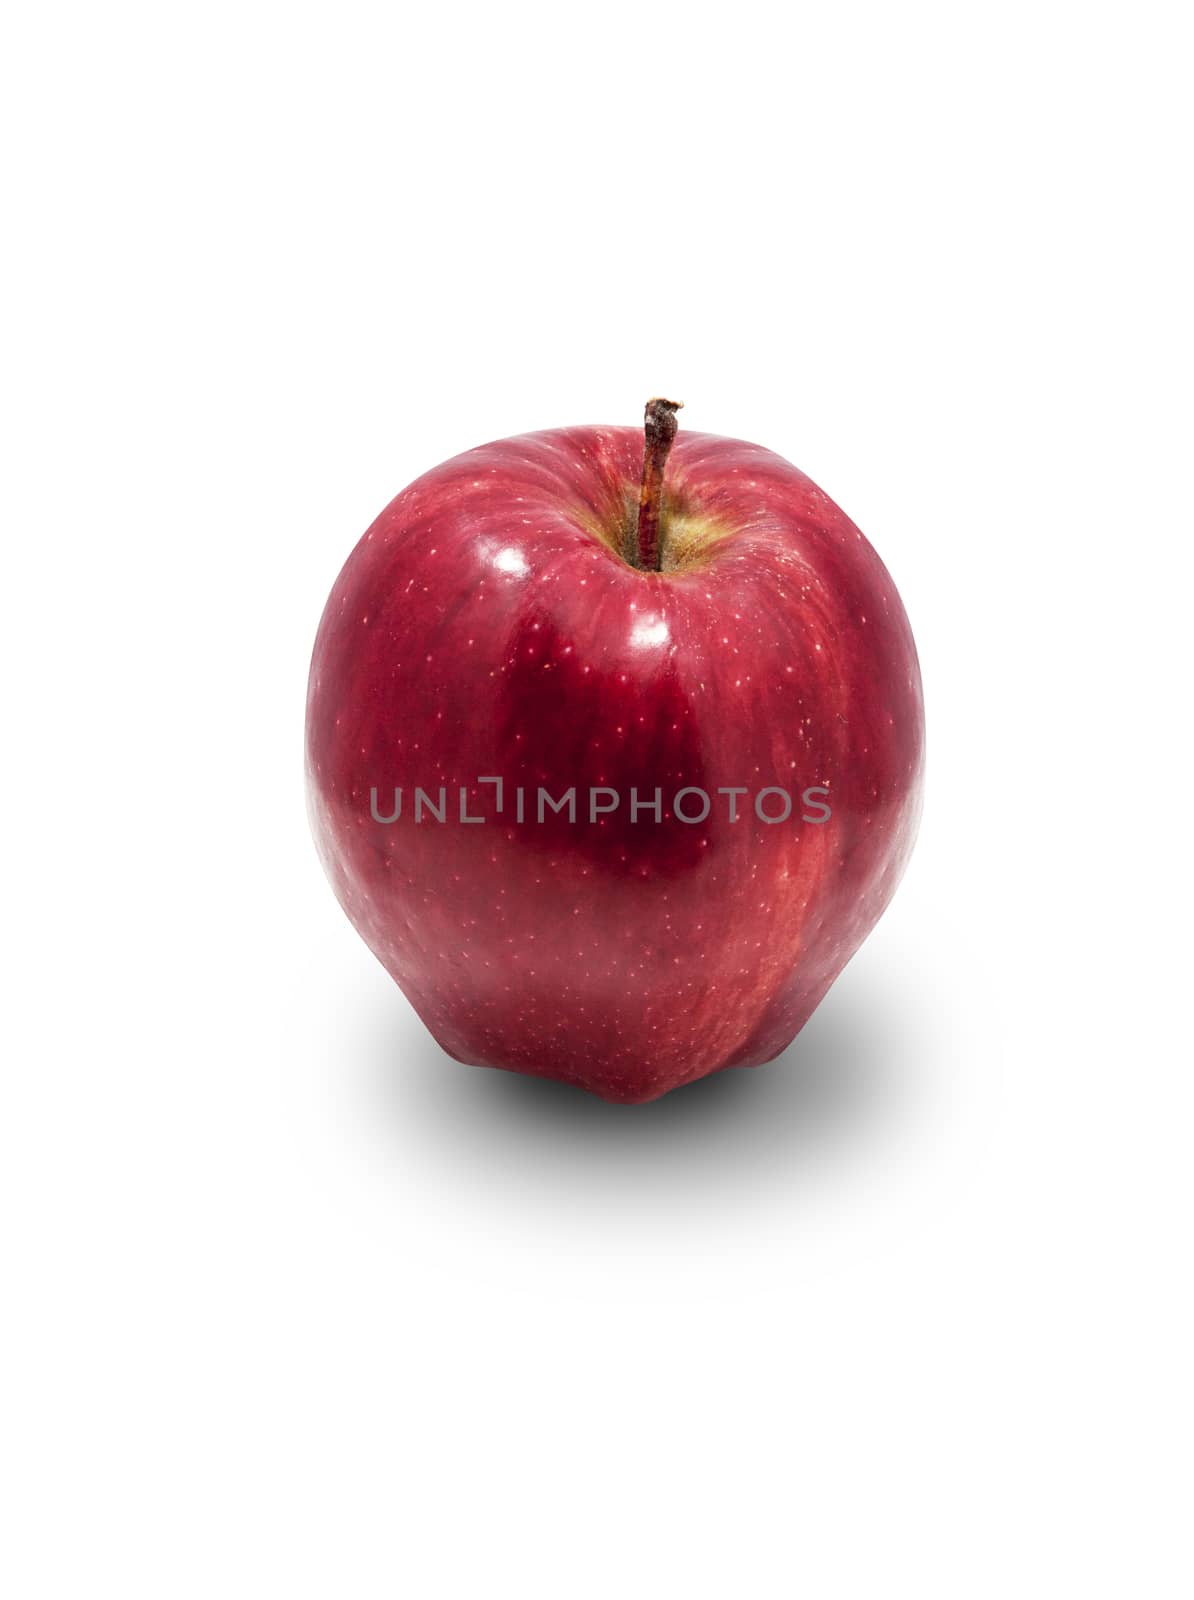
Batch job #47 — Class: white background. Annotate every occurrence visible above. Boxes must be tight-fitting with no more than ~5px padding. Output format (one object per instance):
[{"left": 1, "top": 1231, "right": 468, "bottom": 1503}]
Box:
[{"left": 3, "top": 3, "right": 1191, "bottom": 1594}]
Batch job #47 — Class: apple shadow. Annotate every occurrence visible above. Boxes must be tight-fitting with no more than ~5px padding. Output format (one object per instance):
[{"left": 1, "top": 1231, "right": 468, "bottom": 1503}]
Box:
[{"left": 356, "top": 963, "right": 922, "bottom": 1195}]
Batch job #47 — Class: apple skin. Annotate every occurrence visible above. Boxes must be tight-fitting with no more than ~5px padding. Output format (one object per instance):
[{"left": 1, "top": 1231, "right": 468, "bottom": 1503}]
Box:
[{"left": 306, "top": 425, "right": 923, "bottom": 1104}]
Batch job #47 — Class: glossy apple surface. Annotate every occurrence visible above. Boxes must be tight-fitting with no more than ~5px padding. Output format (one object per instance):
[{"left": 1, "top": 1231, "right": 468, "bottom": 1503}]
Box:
[{"left": 306, "top": 425, "right": 923, "bottom": 1103}]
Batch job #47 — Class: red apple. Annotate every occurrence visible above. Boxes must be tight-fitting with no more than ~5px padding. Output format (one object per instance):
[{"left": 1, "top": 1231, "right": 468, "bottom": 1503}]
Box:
[{"left": 306, "top": 402, "right": 923, "bottom": 1103}]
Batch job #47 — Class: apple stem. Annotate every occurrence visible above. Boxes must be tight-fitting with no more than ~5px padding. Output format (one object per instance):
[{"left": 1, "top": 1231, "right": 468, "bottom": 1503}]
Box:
[{"left": 635, "top": 397, "right": 683, "bottom": 571}]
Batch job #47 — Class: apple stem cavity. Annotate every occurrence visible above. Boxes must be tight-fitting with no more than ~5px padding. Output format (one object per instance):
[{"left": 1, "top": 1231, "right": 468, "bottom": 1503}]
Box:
[{"left": 635, "top": 396, "right": 683, "bottom": 571}]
